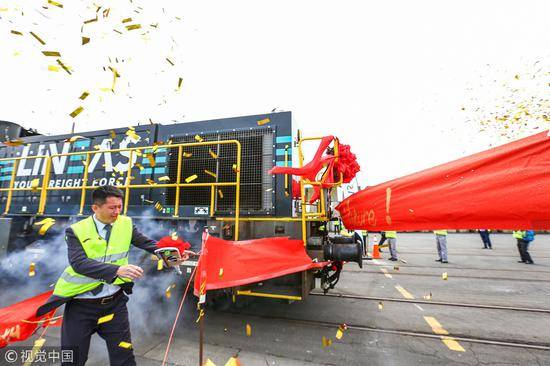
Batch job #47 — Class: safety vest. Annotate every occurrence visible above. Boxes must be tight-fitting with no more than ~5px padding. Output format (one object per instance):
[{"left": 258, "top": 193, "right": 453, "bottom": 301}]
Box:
[
  {"left": 434, "top": 230, "right": 448, "bottom": 236},
  {"left": 385, "top": 231, "right": 397, "bottom": 238},
  {"left": 52, "top": 215, "right": 133, "bottom": 298},
  {"left": 512, "top": 231, "right": 525, "bottom": 239}
]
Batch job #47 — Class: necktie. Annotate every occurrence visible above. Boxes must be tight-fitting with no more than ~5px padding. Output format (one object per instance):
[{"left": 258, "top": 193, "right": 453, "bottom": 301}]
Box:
[{"left": 104, "top": 224, "right": 112, "bottom": 242}]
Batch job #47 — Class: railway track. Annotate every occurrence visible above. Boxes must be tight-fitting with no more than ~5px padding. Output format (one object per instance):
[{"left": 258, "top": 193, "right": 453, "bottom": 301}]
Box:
[
  {"left": 310, "top": 292, "right": 550, "bottom": 314},
  {"left": 221, "top": 311, "right": 550, "bottom": 351}
]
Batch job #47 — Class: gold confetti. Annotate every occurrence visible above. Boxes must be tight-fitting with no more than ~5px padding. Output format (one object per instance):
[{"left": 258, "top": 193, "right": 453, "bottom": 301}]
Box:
[
  {"left": 94, "top": 145, "right": 101, "bottom": 150},
  {"left": 335, "top": 324, "right": 347, "bottom": 340},
  {"left": 232, "top": 164, "right": 240, "bottom": 173},
  {"left": 97, "top": 314, "right": 114, "bottom": 324},
  {"left": 134, "top": 163, "right": 144, "bottom": 171},
  {"left": 30, "top": 178, "right": 40, "bottom": 191},
  {"left": 146, "top": 154, "right": 156, "bottom": 167},
  {"left": 204, "top": 170, "right": 217, "bottom": 179},
  {"left": 125, "top": 129, "right": 140, "bottom": 141},
  {"left": 158, "top": 176, "right": 170, "bottom": 182},
  {"left": 146, "top": 178, "right": 156, "bottom": 185},
  {"left": 69, "top": 106, "right": 84, "bottom": 118},
  {"left": 118, "top": 341, "right": 132, "bottom": 349},
  {"left": 82, "top": 36, "right": 90, "bottom": 45},
  {"left": 56, "top": 59, "right": 71, "bottom": 74},
  {"left": 378, "top": 301, "right": 383, "bottom": 310},
  {"left": 47, "top": 0, "right": 63, "bottom": 8},
  {"left": 442, "top": 272, "right": 448, "bottom": 280},
  {"left": 154, "top": 202, "right": 163, "bottom": 211},
  {"left": 209, "top": 149, "right": 218, "bottom": 159},
  {"left": 218, "top": 268, "right": 223, "bottom": 278},
  {"left": 257, "top": 118, "right": 270, "bottom": 126},
  {"left": 183, "top": 152, "right": 192, "bottom": 158},
  {"left": 3, "top": 139, "right": 24, "bottom": 146},
  {"left": 84, "top": 16, "right": 98, "bottom": 24},
  {"left": 322, "top": 336, "right": 332, "bottom": 348},
  {"left": 194, "top": 135, "right": 203, "bottom": 142},
  {"left": 185, "top": 174, "right": 197, "bottom": 183},
  {"left": 121, "top": 17, "right": 132, "bottom": 23},
  {"left": 10, "top": 30, "right": 22, "bottom": 35},
  {"left": 166, "top": 58, "right": 174, "bottom": 66},
  {"left": 125, "top": 24, "right": 141, "bottom": 31},
  {"left": 393, "top": 266, "right": 399, "bottom": 271},
  {"left": 177, "top": 77, "right": 183, "bottom": 90},
  {"left": 30, "top": 31, "right": 46, "bottom": 45},
  {"left": 28, "top": 262, "right": 36, "bottom": 277},
  {"left": 245, "top": 324, "right": 252, "bottom": 337},
  {"left": 102, "top": 8, "right": 110, "bottom": 17},
  {"left": 42, "top": 51, "right": 61, "bottom": 57},
  {"left": 157, "top": 258, "right": 163, "bottom": 270},
  {"left": 79, "top": 91, "right": 89, "bottom": 100},
  {"left": 165, "top": 284, "right": 175, "bottom": 298},
  {"left": 514, "top": 74, "right": 520, "bottom": 80},
  {"left": 152, "top": 145, "right": 159, "bottom": 154},
  {"left": 423, "top": 292, "right": 432, "bottom": 300},
  {"left": 218, "top": 189, "right": 223, "bottom": 199}
]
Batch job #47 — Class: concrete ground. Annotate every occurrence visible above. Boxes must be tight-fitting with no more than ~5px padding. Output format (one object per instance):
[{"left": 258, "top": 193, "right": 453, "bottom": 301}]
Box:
[{"left": 6, "top": 233, "right": 550, "bottom": 365}]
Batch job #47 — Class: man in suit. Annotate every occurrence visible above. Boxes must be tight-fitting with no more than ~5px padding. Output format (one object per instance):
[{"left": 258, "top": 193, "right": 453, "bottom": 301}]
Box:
[{"left": 37, "top": 185, "right": 184, "bottom": 365}]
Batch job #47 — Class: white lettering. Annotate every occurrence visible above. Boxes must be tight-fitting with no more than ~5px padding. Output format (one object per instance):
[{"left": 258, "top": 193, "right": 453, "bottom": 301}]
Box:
[
  {"left": 47, "top": 142, "right": 71, "bottom": 175},
  {"left": 31, "top": 145, "right": 45, "bottom": 176},
  {"left": 88, "top": 139, "right": 113, "bottom": 172},
  {"left": 114, "top": 136, "right": 138, "bottom": 173},
  {"left": 16, "top": 145, "right": 32, "bottom": 176}
]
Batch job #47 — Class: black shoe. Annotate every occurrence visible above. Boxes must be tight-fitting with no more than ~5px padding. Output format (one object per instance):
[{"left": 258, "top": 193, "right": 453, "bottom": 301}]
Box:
[
  {"left": 435, "top": 259, "right": 442, "bottom": 262},
  {"left": 388, "top": 257, "right": 397, "bottom": 261},
  {"left": 441, "top": 260, "right": 448, "bottom": 263},
  {"left": 518, "top": 260, "right": 526, "bottom": 263}
]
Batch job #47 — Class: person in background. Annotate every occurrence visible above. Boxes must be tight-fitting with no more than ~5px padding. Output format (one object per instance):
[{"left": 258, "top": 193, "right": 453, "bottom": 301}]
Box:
[
  {"left": 434, "top": 230, "right": 448, "bottom": 263},
  {"left": 378, "top": 231, "right": 387, "bottom": 252},
  {"left": 385, "top": 231, "right": 398, "bottom": 261},
  {"left": 479, "top": 229, "right": 492, "bottom": 249},
  {"left": 514, "top": 230, "right": 535, "bottom": 264}
]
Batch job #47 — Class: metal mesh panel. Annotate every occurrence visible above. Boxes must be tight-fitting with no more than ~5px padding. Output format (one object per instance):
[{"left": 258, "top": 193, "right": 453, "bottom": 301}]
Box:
[{"left": 166, "top": 128, "right": 274, "bottom": 215}]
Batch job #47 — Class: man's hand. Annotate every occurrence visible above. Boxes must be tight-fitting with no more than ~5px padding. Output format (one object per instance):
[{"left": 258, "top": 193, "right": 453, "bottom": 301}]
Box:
[
  {"left": 116, "top": 264, "right": 144, "bottom": 280},
  {"left": 166, "top": 252, "right": 189, "bottom": 267}
]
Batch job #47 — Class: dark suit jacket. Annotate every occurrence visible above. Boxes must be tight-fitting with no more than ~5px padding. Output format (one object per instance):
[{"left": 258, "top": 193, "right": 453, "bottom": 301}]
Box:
[{"left": 36, "top": 219, "right": 157, "bottom": 316}]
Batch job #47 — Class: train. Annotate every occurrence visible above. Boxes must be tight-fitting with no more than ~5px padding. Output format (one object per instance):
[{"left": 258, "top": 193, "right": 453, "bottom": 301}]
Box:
[{"left": 0, "top": 112, "right": 363, "bottom": 304}]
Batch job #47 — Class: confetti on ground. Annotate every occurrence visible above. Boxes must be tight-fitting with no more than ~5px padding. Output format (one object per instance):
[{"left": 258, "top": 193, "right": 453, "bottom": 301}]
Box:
[
  {"left": 97, "top": 314, "right": 114, "bottom": 324},
  {"left": 393, "top": 266, "right": 399, "bottom": 271},
  {"left": 185, "top": 174, "right": 197, "bottom": 183},
  {"left": 335, "top": 324, "right": 347, "bottom": 340},
  {"left": 322, "top": 336, "right": 332, "bottom": 348},
  {"left": 79, "top": 91, "right": 89, "bottom": 100},
  {"left": 378, "top": 301, "right": 383, "bottom": 310},
  {"left": 423, "top": 292, "right": 432, "bottom": 300},
  {"left": 442, "top": 272, "right": 448, "bottom": 280},
  {"left": 257, "top": 118, "right": 270, "bottom": 126},
  {"left": 28, "top": 262, "right": 36, "bottom": 277},
  {"left": 30, "top": 31, "right": 46, "bottom": 45},
  {"left": 245, "top": 324, "right": 252, "bottom": 337},
  {"left": 69, "top": 106, "right": 84, "bottom": 118}
]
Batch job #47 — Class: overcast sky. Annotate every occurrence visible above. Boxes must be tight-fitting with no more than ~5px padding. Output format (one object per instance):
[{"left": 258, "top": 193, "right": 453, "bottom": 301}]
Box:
[{"left": 1, "top": 0, "right": 548, "bottom": 186}]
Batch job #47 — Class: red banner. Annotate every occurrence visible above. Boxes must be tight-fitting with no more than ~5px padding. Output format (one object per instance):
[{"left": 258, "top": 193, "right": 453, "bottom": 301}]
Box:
[
  {"left": 337, "top": 131, "right": 550, "bottom": 231},
  {"left": 194, "top": 235, "right": 326, "bottom": 295},
  {"left": 0, "top": 291, "right": 59, "bottom": 348}
]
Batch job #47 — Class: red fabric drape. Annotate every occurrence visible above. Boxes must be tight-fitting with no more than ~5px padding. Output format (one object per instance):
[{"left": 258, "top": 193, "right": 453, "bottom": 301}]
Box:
[
  {"left": 194, "top": 235, "right": 326, "bottom": 295},
  {"left": 0, "top": 290, "right": 57, "bottom": 348},
  {"left": 337, "top": 131, "right": 550, "bottom": 231}
]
